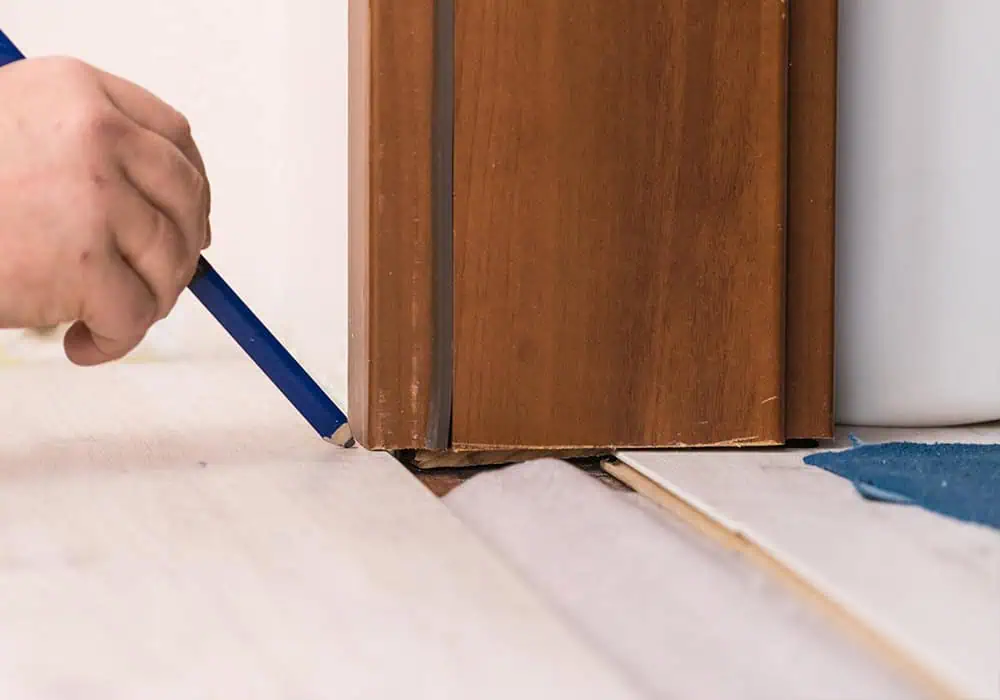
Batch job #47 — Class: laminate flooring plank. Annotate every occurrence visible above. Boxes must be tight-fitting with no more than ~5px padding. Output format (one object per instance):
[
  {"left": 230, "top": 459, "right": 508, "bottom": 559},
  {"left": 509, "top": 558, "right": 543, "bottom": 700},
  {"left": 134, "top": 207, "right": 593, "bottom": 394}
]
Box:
[
  {"left": 0, "top": 361, "right": 640, "bottom": 700},
  {"left": 618, "top": 432, "right": 1000, "bottom": 699},
  {"left": 445, "top": 459, "right": 922, "bottom": 700}
]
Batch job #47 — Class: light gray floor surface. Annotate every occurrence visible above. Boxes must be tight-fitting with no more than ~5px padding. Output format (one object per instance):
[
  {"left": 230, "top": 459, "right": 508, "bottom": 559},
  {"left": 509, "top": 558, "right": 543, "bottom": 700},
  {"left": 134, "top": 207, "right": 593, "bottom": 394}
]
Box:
[{"left": 444, "top": 458, "right": 928, "bottom": 700}]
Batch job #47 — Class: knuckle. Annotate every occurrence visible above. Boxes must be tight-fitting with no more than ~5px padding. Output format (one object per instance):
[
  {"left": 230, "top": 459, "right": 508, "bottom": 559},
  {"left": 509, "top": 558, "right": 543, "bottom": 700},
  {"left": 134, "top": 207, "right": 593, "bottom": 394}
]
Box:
[
  {"left": 144, "top": 215, "right": 191, "bottom": 304},
  {"left": 165, "top": 148, "right": 206, "bottom": 209},
  {"left": 166, "top": 230, "right": 193, "bottom": 292},
  {"left": 167, "top": 110, "right": 193, "bottom": 144},
  {"left": 201, "top": 163, "right": 212, "bottom": 212},
  {"left": 174, "top": 168, "right": 210, "bottom": 253},
  {"left": 42, "top": 57, "right": 132, "bottom": 150},
  {"left": 156, "top": 211, "right": 191, "bottom": 264},
  {"left": 45, "top": 56, "right": 94, "bottom": 82},
  {"left": 175, "top": 251, "right": 199, "bottom": 294},
  {"left": 192, "top": 171, "right": 210, "bottom": 215},
  {"left": 71, "top": 102, "right": 129, "bottom": 146}
]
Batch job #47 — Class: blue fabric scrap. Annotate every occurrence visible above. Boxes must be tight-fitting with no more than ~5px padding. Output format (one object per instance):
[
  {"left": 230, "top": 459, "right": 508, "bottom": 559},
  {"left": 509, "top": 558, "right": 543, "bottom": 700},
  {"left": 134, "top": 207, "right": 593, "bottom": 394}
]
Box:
[{"left": 803, "top": 442, "right": 1000, "bottom": 530}]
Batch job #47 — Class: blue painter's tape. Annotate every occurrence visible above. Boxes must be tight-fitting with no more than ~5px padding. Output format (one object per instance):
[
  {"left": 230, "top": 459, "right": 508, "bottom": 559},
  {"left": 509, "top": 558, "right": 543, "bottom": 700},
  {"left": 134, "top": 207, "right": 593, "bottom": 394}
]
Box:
[{"left": 805, "top": 442, "right": 1000, "bottom": 530}]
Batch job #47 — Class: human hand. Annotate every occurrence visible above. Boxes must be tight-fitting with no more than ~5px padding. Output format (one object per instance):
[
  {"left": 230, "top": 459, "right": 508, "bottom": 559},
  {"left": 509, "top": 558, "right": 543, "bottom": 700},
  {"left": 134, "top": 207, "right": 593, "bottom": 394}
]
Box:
[{"left": 0, "top": 56, "right": 210, "bottom": 364}]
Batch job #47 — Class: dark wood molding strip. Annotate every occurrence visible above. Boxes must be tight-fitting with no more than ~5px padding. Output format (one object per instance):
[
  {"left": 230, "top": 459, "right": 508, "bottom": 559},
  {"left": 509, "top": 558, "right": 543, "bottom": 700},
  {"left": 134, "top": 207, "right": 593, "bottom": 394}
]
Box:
[
  {"left": 785, "top": 0, "right": 838, "bottom": 439},
  {"left": 426, "top": 0, "right": 455, "bottom": 448}
]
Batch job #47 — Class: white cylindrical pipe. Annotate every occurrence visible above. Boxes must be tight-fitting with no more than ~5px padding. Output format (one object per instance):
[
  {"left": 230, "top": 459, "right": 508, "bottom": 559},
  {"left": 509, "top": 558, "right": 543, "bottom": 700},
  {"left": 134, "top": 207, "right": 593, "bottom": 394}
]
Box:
[{"left": 836, "top": 1, "right": 1000, "bottom": 426}]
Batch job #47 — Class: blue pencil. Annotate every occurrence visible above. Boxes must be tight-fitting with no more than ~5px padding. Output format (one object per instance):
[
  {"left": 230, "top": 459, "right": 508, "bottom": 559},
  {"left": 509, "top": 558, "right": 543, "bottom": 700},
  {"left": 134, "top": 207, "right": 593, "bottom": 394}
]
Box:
[
  {"left": 0, "top": 29, "right": 353, "bottom": 446},
  {"left": 188, "top": 259, "right": 353, "bottom": 446}
]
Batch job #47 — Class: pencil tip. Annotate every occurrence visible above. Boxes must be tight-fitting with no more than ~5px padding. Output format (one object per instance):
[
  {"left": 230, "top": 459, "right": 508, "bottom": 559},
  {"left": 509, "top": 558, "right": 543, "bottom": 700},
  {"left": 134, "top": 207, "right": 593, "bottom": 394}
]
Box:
[{"left": 327, "top": 423, "right": 356, "bottom": 448}]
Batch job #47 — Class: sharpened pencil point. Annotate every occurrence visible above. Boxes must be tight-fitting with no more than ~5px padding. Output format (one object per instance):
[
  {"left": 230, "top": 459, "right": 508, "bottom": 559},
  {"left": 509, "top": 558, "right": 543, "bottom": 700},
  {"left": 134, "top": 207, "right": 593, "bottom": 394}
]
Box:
[{"left": 327, "top": 423, "right": 356, "bottom": 448}]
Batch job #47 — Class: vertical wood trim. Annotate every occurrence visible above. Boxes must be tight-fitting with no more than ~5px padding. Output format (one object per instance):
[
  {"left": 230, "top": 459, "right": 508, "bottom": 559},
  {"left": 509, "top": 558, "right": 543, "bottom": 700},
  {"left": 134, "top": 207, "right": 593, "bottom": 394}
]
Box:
[
  {"left": 427, "top": 0, "right": 455, "bottom": 449},
  {"left": 349, "top": 1, "right": 436, "bottom": 448},
  {"left": 450, "top": 0, "right": 790, "bottom": 449},
  {"left": 785, "top": 0, "right": 838, "bottom": 439}
]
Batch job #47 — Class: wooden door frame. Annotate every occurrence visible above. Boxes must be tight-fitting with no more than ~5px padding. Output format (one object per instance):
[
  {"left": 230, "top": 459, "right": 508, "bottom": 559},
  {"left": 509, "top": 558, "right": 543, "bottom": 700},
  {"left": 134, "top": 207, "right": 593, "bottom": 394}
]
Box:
[{"left": 349, "top": 0, "right": 837, "bottom": 450}]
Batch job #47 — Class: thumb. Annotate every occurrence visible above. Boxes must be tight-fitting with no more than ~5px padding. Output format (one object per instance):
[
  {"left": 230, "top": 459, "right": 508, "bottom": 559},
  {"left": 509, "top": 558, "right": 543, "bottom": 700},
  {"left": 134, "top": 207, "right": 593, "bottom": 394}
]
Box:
[{"left": 63, "top": 320, "right": 142, "bottom": 366}]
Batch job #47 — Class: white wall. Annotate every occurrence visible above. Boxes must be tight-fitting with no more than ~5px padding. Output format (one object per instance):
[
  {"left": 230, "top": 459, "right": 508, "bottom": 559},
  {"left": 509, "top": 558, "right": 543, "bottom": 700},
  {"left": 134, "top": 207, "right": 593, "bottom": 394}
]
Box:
[
  {"left": 836, "top": 0, "right": 1000, "bottom": 425},
  {"left": 3, "top": 1, "right": 350, "bottom": 405}
]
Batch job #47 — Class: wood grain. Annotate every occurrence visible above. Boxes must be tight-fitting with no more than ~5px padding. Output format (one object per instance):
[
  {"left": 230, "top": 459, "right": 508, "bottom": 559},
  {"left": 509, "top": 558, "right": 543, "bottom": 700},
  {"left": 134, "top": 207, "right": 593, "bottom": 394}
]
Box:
[
  {"left": 348, "top": 0, "right": 436, "bottom": 448},
  {"left": 452, "top": 1, "right": 789, "bottom": 448},
  {"left": 785, "top": 0, "right": 838, "bottom": 439}
]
